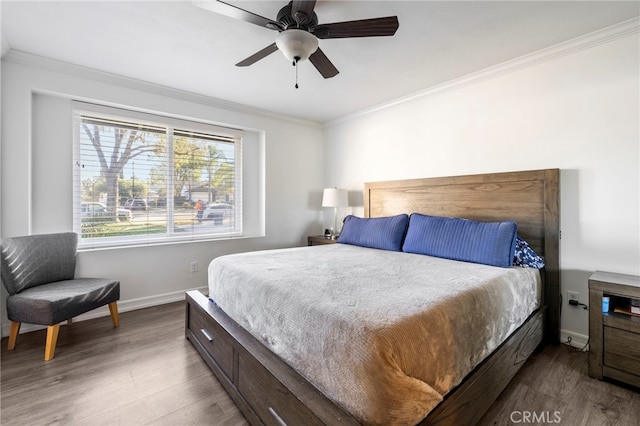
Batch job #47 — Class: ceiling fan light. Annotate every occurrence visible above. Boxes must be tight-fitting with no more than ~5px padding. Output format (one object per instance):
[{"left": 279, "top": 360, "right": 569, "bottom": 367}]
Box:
[{"left": 276, "top": 29, "right": 319, "bottom": 62}]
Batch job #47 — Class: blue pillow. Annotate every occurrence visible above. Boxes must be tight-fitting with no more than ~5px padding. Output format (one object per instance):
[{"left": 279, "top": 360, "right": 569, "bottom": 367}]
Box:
[
  {"left": 337, "top": 214, "right": 409, "bottom": 251},
  {"left": 513, "top": 236, "right": 545, "bottom": 268},
  {"left": 402, "top": 213, "right": 518, "bottom": 268}
]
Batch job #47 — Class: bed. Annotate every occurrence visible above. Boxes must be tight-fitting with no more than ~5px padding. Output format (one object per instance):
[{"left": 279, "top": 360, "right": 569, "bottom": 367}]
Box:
[{"left": 185, "top": 169, "right": 560, "bottom": 425}]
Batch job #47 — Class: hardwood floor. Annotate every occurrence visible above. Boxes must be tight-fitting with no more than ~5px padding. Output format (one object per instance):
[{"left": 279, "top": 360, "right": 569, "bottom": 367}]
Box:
[
  {"left": 1, "top": 302, "right": 247, "bottom": 426},
  {"left": 1, "top": 301, "right": 638, "bottom": 425},
  {"left": 478, "top": 340, "right": 640, "bottom": 425}
]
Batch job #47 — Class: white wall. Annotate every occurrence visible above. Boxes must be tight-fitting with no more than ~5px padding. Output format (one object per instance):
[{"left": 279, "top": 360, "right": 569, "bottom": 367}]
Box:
[
  {"left": 323, "top": 31, "right": 640, "bottom": 344},
  {"left": 2, "top": 29, "right": 638, "bottom": 345},
  {"left": 1, "top": 52, "right": 325, "bottom": 334}
]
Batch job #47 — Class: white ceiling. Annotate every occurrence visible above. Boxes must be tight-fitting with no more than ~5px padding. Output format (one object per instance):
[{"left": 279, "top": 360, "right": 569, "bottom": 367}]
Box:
[{"left": 1, "top": 1, "right": 638, "bottom": 123}]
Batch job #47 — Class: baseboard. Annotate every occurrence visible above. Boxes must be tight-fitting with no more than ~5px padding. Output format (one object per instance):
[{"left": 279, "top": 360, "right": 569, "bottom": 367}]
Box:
[
  {"left": 1, "top": 286, "right": 208, "bottom": 338},
  {"left": 560, "top": 329, "right": 589, "bottom": 351}
]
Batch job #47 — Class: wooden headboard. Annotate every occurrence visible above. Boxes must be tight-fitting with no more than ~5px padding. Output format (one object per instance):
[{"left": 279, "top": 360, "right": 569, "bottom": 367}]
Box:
[{"left": 364, "top": 169, "right": 560, "bottom": 343}]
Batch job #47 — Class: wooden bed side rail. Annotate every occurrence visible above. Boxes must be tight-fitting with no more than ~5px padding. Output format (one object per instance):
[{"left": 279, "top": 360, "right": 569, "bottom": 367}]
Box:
[
  {"left": 185, "top": 290, "right": 360, "bottom": 426},
  {"left": 422, "top": 308, "right": 545, "bottom": 425},
  {"left": 186, "top": 289, "right": 545, "bottom": 426}
]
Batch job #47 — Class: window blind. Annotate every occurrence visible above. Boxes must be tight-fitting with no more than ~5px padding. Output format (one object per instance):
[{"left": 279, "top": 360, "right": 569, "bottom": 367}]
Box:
[{"left": 72, "top": 102, "right": 243, "bottom": 249}]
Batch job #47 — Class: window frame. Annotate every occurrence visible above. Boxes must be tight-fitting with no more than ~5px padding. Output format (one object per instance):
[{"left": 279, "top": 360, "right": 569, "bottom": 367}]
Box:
[{"left": 72, "top": 101, "right": 244, "bottom": 249}]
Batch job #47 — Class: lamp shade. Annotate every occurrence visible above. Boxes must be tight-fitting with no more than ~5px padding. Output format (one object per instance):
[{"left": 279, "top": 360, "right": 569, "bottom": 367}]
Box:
[
  {"left": 276, "top": 29, "right": 319, "bottom": 62},
  {"left": 322, "top": 188, "right": 348, "bottom": 208}
]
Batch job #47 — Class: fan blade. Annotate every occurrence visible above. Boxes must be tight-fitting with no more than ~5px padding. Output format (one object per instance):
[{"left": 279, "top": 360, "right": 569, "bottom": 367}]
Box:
[
  {"left": 236, "top": 43, "right": 279, "bottom": 67},
  {"left": 292, "top": 1, "right": 316, "bottom": 26},
  {"left": 193, "top": 1, "right": 282, "bottom": 30},
  {"left": 314, "top": 16, "right": 399, "bottom": 39},
  {"left": 309, "top": 48, "right": 339, "bottom": 79}
]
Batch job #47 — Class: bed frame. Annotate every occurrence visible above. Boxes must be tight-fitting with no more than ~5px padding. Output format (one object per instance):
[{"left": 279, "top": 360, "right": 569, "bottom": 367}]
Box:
[{"left": 185, "top": 168, "right": 560, "bottom": 425}]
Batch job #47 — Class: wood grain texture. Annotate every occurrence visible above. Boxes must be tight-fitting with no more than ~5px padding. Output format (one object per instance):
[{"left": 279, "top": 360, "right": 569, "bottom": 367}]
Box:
[
  {"left": 479, "top": 344, "right": 640, "bottom": 426},
  {"left": 364, "top": 170, "right": 554, "bottom": 252},
  {"left": 605, "top": 315, "right": 640, "bottom": 334},
  {"left": 589, "top": 288, "right": 605, "bottom": 379},
  {"left": 3, "top": 302, "right": 639, "bottom": 426},
  {"left": 1, "top": 302, "right": 247, "bottom": 426},
  {"left": 589, "top": 271, "right": 640, "bottom": 388},
  {"left": 604, "top": 327, "right": 640, "bottom": 375}
]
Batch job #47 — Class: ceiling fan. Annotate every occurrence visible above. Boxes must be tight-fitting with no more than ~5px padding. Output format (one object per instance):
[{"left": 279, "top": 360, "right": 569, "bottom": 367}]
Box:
[{"left": 194, "top": 1, "right": 399, "bottom": 86}]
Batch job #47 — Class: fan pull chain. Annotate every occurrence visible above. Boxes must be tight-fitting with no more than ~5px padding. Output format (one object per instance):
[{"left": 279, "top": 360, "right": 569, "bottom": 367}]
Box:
[{"left": 293, "top": 56, "right": 300, "bottom": 89}]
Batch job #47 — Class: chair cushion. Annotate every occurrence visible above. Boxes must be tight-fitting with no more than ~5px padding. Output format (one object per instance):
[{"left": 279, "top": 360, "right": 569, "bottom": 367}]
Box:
[
  {"left": 0, "top": 232, "right": 78, "bottom": 295},
  {"left": 6, "top": 278, "right": 120, "bottom": 325}
]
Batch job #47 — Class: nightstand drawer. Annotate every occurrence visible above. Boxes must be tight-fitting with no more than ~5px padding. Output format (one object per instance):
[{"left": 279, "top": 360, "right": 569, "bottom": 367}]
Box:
[
  {"left": 604, "top": 326, "right": 640, "bottom": 376},
  {"left": 307, "top": 235, "right": 338, "bottom": 246},
  {"left": 589, "top": 271, "right": 640, "bottom": 387}
]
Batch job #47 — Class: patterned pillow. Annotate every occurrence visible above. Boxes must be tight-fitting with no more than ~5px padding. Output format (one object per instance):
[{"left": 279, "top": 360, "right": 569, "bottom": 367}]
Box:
[{"left": 513, "top": 236, "right": 545, "bottom": 268}]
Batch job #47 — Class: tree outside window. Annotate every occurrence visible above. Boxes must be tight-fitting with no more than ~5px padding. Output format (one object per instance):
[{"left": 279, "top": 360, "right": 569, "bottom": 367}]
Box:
[{"left": 74, "top": 108, "right": 242, "bottom": 248}]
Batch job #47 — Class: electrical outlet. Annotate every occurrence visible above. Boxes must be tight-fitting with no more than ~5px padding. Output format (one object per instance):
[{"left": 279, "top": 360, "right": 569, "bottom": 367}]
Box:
[
  {"left": 190, "top": 261, "right": 198, "bottom": 273},
  {"left": 567, "top": 291, "right": 579, "bottom": 303}
]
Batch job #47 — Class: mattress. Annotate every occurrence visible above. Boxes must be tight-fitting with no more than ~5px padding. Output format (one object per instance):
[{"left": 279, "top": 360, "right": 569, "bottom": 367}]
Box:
[{"left": 208, "top": 244, "right": 541, "bottom": 426}]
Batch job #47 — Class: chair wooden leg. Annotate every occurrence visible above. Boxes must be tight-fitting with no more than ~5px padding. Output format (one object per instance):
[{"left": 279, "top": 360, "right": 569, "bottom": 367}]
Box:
[
  {"left": 8, "top": 321, "right": 21, "bottom": 350},
  {"left": 44, "top": 324, "right": 60, "bottom": 361},
  {"left": 108, "top": 302, "right": 120, "bottom": 328}
]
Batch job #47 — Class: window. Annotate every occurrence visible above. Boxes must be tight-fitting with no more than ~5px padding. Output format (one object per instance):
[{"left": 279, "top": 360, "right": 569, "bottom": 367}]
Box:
[{"left": 73, "top": 103, "right": 243, "bottom": 248}]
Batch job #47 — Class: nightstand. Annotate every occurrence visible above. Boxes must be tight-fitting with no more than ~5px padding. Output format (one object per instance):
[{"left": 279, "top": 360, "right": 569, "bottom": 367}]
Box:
[
  {"left": 588, "top": 270, "right": 640, "bottom": 388},
  {"left": 307, "top": 235, "right": 338, "bottom": 246}
]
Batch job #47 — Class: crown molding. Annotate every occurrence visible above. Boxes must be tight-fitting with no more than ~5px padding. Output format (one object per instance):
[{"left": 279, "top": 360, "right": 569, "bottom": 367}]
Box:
[
  {"left": 1, "top": 49, "right": 322, "bottom": 129},
  {"left": 325, "top": 17, "right": 640, "bottom": 128},
  {"left": 3, "top": 15, "right": 637, "bottom": 130}
]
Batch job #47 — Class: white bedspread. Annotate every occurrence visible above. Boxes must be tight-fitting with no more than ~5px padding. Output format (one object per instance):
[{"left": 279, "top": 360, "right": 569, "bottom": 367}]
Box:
[{"left": 208, "top": 244, "right": 541, "bottom": 425}]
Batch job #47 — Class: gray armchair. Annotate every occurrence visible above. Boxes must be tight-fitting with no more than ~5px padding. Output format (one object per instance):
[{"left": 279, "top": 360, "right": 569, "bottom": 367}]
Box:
[{"left": 0, "top": 232, "right": 120, "bottom": 361}]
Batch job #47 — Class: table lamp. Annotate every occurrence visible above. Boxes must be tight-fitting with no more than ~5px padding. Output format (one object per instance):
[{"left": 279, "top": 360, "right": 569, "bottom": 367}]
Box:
[{"left": 322, "top": 188, "right": 348, "bottom": 238}]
